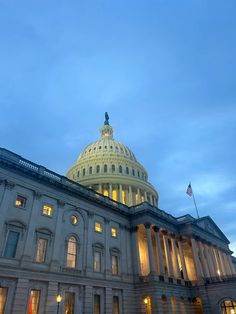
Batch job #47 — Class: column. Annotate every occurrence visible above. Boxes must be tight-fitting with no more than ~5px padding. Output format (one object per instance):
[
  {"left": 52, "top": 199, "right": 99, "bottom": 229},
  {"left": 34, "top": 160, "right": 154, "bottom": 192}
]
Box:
[
  {"left": 163, "top": 232, "right": 174, "bottom": 277},
  {"left": 203, "top": 243, "right": 215, "bottom": 277},
  {"left": 170, "top": 236, "right": 181, "bottom": 278},
  {"left": 198, "top": 242, "right": 210, "bottom": 278},
  {"left": 86, "top": 213, "right": 94, "bottom": 274},
  {"left": 12, "top": 279, "right": 29, "bottom": 314},
  {"left": 98, "top": 184, "right": 102, "bottom": 194},
  {"left": 209, "top": 246, "right": 218, "bottom": 276},
  {"left": 137, "top": 188, "right": 141, "bottom": 204},
  {"left": 213, "top": 247, "right": 223, "bottom": 276},
  {"left": 144, "top": 191, "right": 148, "bottom": 202},
  {"left": 153, "top": 227, "right": 165, "bottom": 275},
  {"left": 84, "top": 286, "right": 93, "bottom": 314},
  {"left": 223, "top": 253, "right": 231, "bottom": 275},
  {"left": 227, "top": 255, "right": 235, "bottom": 274},
  {"left": 218, "top": 249, "right": 227, "bottom": 276},
  {"left": 105, "top": 219, "right": 111, "bottom": 277},
  {"left": 145, "top": 223, "right": 156, "bottom": 273},
  {"left": 150, "top": 195, "right": 154, "bottom": 206},
  {"left": 109, "top": 184, "right": 112, "bottom": 199},
  {"left": 178, "top": 239, "right": 188, "bottom": 280},
  {"left": 128, "top": 186, "right": 133, "bottom": 206},
  {"left": 119, "top": 184, "right": 122, "bottom": 203},
  {"left": 45, "top": 281, "right": 58, "bottom": 314},
  {"left": 105, "top": 287, "right": 113, "bottom": 313},
  {"left": 190, "top": 238, "right": 203, "bottom": 279},
  {"left": 131, "top": 226, "right": 141, "bottom": 275}
]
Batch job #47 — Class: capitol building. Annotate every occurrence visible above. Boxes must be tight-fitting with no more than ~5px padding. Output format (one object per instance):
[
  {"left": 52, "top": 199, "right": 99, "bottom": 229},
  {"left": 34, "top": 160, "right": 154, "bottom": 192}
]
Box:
[{"left": 0, "top": 114, "right": 235, "bottom": 314}]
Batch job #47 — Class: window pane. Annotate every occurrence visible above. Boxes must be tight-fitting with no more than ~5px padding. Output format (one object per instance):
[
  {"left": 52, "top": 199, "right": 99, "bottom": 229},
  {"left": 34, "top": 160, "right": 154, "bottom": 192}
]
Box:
[
  {"left": 94, "top": 252, "right": 101, "bottom": 272},
  {"left": 113, "top": 296, "right": 119, "bottom": 314},
  {"left": 111, "top": 228, "right": 117, "bottom": 238},
  {"left": 15, "top": 195, "right": 27, "bottom": 208},
  {"left": 94, "top": 294, "right": 100, "bottom": 314},
  {"left": 67, "top": 237, "right": 76, "bottom": 268},
  {"left": 35, "top": 238, "right": 47, "bottom": 263},
  {"left": 0, "top": 288, "right": 8, "bottom": 314},
  {"left": 28, "top": 289, "right": 40, "bottom": 314},
  {"left": 95, "top": 222, "right": 102, "bottom": 233},
  {"left": 4, "top": 231, "right": 19, "bottom": 258},
  {"left": 42, "top": 204, "right": 53, "bottom": 217},
  {"left": 64, "top": 292, "right": 75, "bottom": 314}
]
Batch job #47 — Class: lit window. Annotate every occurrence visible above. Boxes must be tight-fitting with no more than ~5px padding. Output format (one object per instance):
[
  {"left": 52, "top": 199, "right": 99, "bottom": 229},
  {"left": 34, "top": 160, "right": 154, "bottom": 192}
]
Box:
[
  {"left": 71, "top": 215, "right": 78, "bottom": 225},
  {"left": 112, "top": 255, "right": 118, "bottom": 275},
  {"left": 94, "top": 294, "right": 101, "bottom": 314},
  {"left": 113, "top": 296, "right": 119, "bottom": 314},
  {"left": 65, "top": 292, "right": 75, "bottom": 314},
  {"left": 112, "top": 189, "right": 117, "bottom": 201},
  {"left": 111, "top": 227, "right": 117, "bottom": 238},
  {"left": 35, "top": 238, "right": 47, "bottom": 263},
  {"left": 4, "top": 231, "right": 19, "bottom": 258},
  {"left": 121, "top": 190, "right": 125, "bottom": 204},
  {"left": 94, "top": 251, "right": 101, "bottom": 272},
  {"left": 15, "top": 195, "right": 27, "bottom": 208},
  {"left": 42, "top": 204, "right": 53, "bottom": 217},
  {"left": 95, "top": 222, "right": 102, "bottom": 233},
  {"left": 27, "top": 289, "right": 40, "bottom": 314},
  {"left": 103, "top": 189, "right": 109, "bottom": 197},
  {"left": 0, "top": 287, "right": 8, "bottom": 314},
  {"left": 67, "top": 236, "right": 77, "bottom": 268}
]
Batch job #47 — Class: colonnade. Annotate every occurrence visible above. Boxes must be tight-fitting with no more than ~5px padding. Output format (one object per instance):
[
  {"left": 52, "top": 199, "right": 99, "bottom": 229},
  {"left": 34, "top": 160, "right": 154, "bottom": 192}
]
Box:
[
  {"left": 133, "top": 224, "right": 235, "bottom": 281},
  {"left": 90, "top": 183, "right": 158, "bottom": 207}
]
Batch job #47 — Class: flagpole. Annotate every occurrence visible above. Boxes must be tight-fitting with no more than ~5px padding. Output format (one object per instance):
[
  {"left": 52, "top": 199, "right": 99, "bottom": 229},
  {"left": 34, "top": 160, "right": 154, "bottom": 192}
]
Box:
[{"left": 192, "top": 191, "right": 200, "bottom": 219}]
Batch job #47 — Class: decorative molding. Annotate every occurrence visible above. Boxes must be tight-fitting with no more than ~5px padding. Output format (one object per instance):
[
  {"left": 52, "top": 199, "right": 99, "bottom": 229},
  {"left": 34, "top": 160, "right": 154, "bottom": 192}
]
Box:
[
  {"left": 57, "top": 199, "right": 65, "bottom": 207},
  {"left": 5, "top": 180, "right": 15, "bottom": 190},
  {"left": 33, "top": 191, "right": 42, "bottom": 199}
]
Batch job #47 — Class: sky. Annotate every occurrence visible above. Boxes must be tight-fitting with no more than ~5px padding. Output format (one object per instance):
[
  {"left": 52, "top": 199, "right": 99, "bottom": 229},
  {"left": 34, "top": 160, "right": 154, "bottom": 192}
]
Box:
[{"left": 0, "top": 1, "right": 236, "bottom": 255}]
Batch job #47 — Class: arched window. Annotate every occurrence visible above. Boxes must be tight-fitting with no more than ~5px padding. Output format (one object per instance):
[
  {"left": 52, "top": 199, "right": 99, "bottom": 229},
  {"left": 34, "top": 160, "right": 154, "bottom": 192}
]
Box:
[
  {"left": 77, "top": 171, "right": 80, "bottom": 177},
  {"left": 119, "top": 165, "right": 122, "bottom": 174},
  {"left": 179, "top": 297, "right": 187, "bottom": 314},
  {"left": 67, "top": 236, "right": 77, "bottom": 268},
  {"left": 137, "top": 170, "right": 140, "bottom": 177},
  {"left": 96, "top": 165, "right": 100, "bottom": 173},
  {"left": 89, "top": 166, "right": 92, "bottom": 174},
  {"left": 192, "top": 297, "right": 204, "bottom": 314},
  {"left": 104, "top": 165, "right": 107, "bottom": 173},
  {"left": 112, "top": 165, "right": 115, "bottom": 173},
  {"left": 82, "top": 168, "right": 86, "bottom": 176},
  {"left": 132, "top": 169, "right": 135, "bottom": 176},
  {"left": 126, "top": 166, "right": 129, "bottom": 175},
  {"left": 220, "top": 299, "right": 236, "bottom": 314},
  {"left": 171, "top": 296, "right": 177, "bottom": 314},
  {"left": 162, "top": 295, "right": 168, "bottom": 314},
  {"left": 143, "top": 296, "right": 152, "bottom": 314}
]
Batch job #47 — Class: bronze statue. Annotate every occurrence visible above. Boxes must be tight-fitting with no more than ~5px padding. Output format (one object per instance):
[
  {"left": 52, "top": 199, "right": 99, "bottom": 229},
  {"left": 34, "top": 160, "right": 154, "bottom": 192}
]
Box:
[{"left": 104, "top": 112, "right": 109, "bottom": 125}]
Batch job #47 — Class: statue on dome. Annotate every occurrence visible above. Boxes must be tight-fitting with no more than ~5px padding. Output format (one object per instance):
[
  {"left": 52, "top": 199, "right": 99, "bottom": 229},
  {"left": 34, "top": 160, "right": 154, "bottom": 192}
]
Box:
[{"left": 104, "top": 112, "right": 109, "bottom": 125}]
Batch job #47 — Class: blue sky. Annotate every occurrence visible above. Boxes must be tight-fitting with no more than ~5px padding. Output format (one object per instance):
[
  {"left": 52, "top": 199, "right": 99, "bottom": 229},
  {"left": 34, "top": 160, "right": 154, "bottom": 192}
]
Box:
[{"left": 0, "top": 1, "right": 236, "bottom": 255}]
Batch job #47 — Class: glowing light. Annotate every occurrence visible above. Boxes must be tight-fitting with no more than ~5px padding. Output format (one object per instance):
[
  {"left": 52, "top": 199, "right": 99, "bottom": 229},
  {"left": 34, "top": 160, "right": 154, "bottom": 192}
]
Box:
[
  {"left": 95, "top": 222, "right": 102, "bottom": 233},
  {"left": 111, "top": 227, "right": 117, "bottom": 237},
  {"left": 230, "top": 309, "right": 235, "bottom": 314},
  {"left": 144, "top": 298, "right": 148, "bottom": 304},
  {"left": 56, "top": 294, "right": 62, "bottom": 303},
  {"left": 217, "top": 269, "right": 221, "bottom": 276}
]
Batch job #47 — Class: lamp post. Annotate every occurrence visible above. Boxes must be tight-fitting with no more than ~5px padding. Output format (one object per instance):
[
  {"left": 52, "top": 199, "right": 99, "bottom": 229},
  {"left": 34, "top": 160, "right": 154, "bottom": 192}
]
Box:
[{"left": 56, "top": 294, "right": 62, "bottom": 314}]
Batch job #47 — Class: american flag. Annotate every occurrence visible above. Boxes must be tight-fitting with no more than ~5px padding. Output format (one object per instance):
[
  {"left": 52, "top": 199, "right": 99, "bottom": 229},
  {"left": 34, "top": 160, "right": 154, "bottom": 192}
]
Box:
[{"left": 186, "top": 183, "right": 193, "bottom": 196}]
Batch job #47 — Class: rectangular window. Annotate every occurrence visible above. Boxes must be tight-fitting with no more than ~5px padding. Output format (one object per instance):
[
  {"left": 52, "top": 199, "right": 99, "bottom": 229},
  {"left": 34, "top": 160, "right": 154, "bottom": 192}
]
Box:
[
  {"left": 27, "top": 289, "right": 40, "bottom": 314},
  {"left": 0, "top": 287, "right": 8, "bottom": 314},
  {"left": 15, "top": 195, "right": 27, "bottom": 208},
  {"left": 4, "top": 231, "right": 19, "bottom": 258},
  {"left": 113, "top": 296, "right": 119, "bottom": 314},
  {"left": 111, "top": 227, "right": 117, "bottom": 238},
  {"left": 94, "top": 251, "right": 101, "bottom": 272},
  {"left": 35, "top": 238, "right": 47, "bottom": 263},
  {"left": 112, "top": 255, "right": 118, "bottom": 275},
  {"left": 64, "top": 292, "right": 75, "bottom": 314},
  {"left": 67, "top": 237, "right": 76, "bottom": 268},
  {"left": 42, "top": 204, "right": 53, "bottom": 217},
  {"left": 95, "top": 222, "right": 102, "bottom": 233},
  {"left": 94, "top": 294, "right": 100, "bottom": 314}
]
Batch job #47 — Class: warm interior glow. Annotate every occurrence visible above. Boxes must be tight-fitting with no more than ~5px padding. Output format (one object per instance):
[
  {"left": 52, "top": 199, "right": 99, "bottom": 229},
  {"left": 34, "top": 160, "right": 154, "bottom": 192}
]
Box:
[
  {"left": 122, "top": 190, "right": 125, "bottom": 204},
  {"left": 95, "top": 222, "right": 102, "bottom": 232},
  {"left": 144, "top": 298, "right": 148, "bottom": 304},
  {"left": 103, "top": 189, "right": 109, "bottom": 197},
  {"left": 42, "top": 204, "right": 53, "bottom": 216},
  {"left": 111, "top": 227, "right": 117, "bottom": 237},
  {"left": 56, "top": 294, "right": 62, "bottom": 303},
  {"left": 217, "top": 269, "right": 221, "bottom": 276},
  {"left": 112, "top": 190, "right": 117, "bottom": 201}
]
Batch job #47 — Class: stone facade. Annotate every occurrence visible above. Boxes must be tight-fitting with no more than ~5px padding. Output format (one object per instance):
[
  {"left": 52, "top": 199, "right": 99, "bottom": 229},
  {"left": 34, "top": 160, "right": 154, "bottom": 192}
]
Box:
[{"left": 0, "top": 146, "right": 236, "bottom": 313}]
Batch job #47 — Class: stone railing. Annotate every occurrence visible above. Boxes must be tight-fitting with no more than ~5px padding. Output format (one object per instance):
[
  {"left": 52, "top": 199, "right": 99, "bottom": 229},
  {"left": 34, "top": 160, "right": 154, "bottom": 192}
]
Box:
[
  {"left": 0, "top": 147, "right": 128, "bottom": 212},
  {"left": 204, "top": 274, "right": 236, "bottom": 284}
]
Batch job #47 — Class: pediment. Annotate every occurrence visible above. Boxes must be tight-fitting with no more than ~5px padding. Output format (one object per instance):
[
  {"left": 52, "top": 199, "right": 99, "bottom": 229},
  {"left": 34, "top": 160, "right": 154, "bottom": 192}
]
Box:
[{"left": 194, "top": 216, "right": 229, "bottom": 243}]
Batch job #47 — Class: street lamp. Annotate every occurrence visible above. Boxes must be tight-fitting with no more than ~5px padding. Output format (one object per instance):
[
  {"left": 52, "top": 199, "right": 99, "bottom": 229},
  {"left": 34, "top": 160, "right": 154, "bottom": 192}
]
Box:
[{"left": 56, "top": 294, "right": 62, "bottom": 314}]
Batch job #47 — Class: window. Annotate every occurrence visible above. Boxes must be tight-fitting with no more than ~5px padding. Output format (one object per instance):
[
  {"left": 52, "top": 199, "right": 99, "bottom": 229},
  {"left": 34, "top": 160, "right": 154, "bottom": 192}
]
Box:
[
  {"left": 137, "top": 171, "right": 140, "bottom": 177},
  {"left": 144, "top": 296, "right": 152, "bottom": 314},
  {"left": 15, "top": 194, "right": 27, "bottom": 208},
  {"left": 0, "top": 287, "right": 8, "bottom": 313},
  {"left": 27, "top": 289, "right": 40, "bottom": 314},
  {"left": 112, "top": 255, "right": 119, "bottom": 275},
  {"left": 4, "top": 231, "right": 19, "bottom": 258},
  {"left": 95, "top": 222, "right": 102, "bottom": 233},
  {"left": 96, "top": 165, "right": 100, "bottom": 173},
  {"left": 126, "top": 167, "right": 129, "bottom": 175},
  {"left": 89, "top": 166, "right": 93, "bottom": 174},
  {"left": 132, "top": 169, "right": 135, "bottom": 176},
  {"left": 77, "top": 171, "right": 80, "bottom": 177},
  {"left": 111, "top": 227, "right": 117, "bottom": 238},
  {"left": 64, "top": 292, "right": 75, "bottom": 314},
  {"left": 83, "top": 168, "right": 86, "bottom": 176},
  {"left": 112, "top": 165, "right": 115, "bottom": 173},
  {"left": 119, "top": 165, "right": 122, "bottom": 174},
  {"left": 113, "top": 296, "right": 119, "bottom": 314},
  {"left": 94, "top": 251, "right": 101, "bottom": 272},
  {"left": 104, "top": 164, "right": 107, "bottom": 173},
  {"left": 42, "top": 204, "right": 53, "bottom": 217},
  {"left": 94, "top": 294, "right": 100, "bottom": 314},
  {"left": 220, "top": 299, "right": 236, "bottom": 314},
  {"left": 71, "top": 215, "right": 78, "bottom": 225},
  {"left": 67, "top": 236, "right": 77, "bottom": 268},
  {"left": 35, "top": 238, "right": 47, "bottom": 263}
]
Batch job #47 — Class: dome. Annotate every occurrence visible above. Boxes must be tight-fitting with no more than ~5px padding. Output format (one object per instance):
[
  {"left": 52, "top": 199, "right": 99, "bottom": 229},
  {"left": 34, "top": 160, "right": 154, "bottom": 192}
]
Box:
[{"left": 66, "top": 114, "right": 158, "bottom": 207}]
